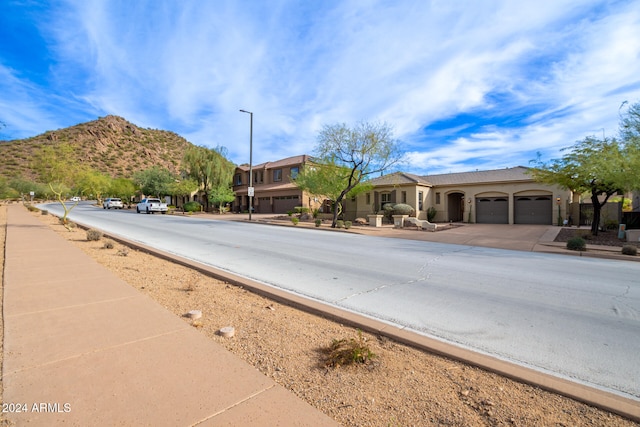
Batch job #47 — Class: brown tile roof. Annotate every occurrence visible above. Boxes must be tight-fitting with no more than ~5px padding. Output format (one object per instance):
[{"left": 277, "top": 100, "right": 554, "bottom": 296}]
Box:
[
  {"left": 421, "top": 166, "right": 532, "bottom": 185},
  {"left": 237, "top": 154, "right": 311, "bottom": 171},
  {"left": 369, "top": 166, "right": 533, "bottom": 187},
  {"left": 368, "top": 172, "right": 432, "bottom": 187}
]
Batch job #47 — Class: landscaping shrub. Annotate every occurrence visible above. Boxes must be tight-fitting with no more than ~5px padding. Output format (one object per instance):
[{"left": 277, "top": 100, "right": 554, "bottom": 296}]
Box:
[
  {"left": 392, "top": 203, "right": 415, "bottom": 216},
  {"left": 291, "top": 217, "right": 299, "bottom": 225},
  {"left": 336, "top": 220, "right": 345, "bottom": 229},
  {"left": 86, "top": 229, "right": 103, "bottom": 241},
  {"left": 566, "top": 236, "right": 586, "bottom": 251},
  {"left": 621, "top": 245, "right": 637, "bottom": 256},
  {"left": 183, "top": 201, "right": 201, "bottom": 212},
  {"left": 294, "top": 206, "right": 310, "bottom": 214},
  {"left": 344, "top": 220, "right": 352, "bottom": 229},
  {"left": 315, "top": 219, "right": 322, "bottom": 227},
  {"left": 102, "top": 240, "right": 114, "bottom": 249},
  {"left": 427, "top": 206, "right": 437, "bottom": 222}
]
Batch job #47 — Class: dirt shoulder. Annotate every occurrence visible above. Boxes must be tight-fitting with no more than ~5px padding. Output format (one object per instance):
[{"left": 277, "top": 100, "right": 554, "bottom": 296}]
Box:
[{"left": 9, "top": 208, "right": 639, "bottom": 426}]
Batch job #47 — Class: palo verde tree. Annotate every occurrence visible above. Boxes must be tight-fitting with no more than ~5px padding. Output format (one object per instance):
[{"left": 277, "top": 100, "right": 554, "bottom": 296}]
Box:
[
  {"left": 108, "top": 178, "right": 137, "bottom": 203},
  {"left": 311, "top": 121, "right": 402, "bottom": 227},
  {"left": 76, "top": 169, "right": 112, "bottom": 203},
  {"left": 32, "top": 142, "right": 81, "bottom": 225},
  {"left": 182, "top": 145, "right": 235, "bottom": 212},
  {"left": 530, "top": 101, "right": 640, "bottom": 235},
  {"left": 293, "top": 158, "right": 372, "bottom": 219},
  {"left": 133, "top": 166, "right": 176, "bottom": 198}
]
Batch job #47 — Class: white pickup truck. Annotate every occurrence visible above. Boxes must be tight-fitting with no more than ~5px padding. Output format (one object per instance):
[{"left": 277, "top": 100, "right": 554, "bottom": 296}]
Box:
[{"left": 136, "top": 198, "right": 168, "bottom": 214}]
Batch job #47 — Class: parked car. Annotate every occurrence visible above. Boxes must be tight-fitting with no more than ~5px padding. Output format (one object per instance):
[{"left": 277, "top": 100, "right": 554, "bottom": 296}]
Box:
[
  {"left": 136, "top": 198, "right": 168, "bottom": 214},
  {"left": 103, "top": 197, "right": 123, "bottom": 209},
  {"left": 70, "top": 196, "right": 81, "bottom": 202}
]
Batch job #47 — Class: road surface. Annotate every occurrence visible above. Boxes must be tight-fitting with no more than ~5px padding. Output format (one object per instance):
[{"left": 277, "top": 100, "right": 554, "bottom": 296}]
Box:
[{"left": 40, "top": 202, "right": 640, "bottom": 401}]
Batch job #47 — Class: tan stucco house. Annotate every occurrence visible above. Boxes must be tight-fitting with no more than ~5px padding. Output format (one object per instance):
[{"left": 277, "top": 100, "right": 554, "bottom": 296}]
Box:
[
  {"left": 346, "top": 166, "right": 572, "bottom": 225},
  {"left": 232, "top": 155, "right": 322, "bottom": 214}
]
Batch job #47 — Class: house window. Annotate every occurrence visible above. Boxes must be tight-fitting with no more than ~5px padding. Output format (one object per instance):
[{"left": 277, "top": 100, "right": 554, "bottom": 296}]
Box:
[
  {"left": 235, "top": 174, "right": 242, "bottom": 186},
  {"left": 381, "top": 192, "right": 391, "bottom": 209},
  {"left": 254, "top": 171, "right": 263, "bottom": 184},
  {"left": 435, "top": 192, "right": 441, "bottom": 205},
  {"left": 290, "top": 167, "right": 299, "bottom": 179},
  {"left": 366, "top": 193, "right": 371, "bottom": 205},
  {"left": 419, "top": 191, "right": 424, "bottom": 211},
  {"left": 402, "top": 191, "right": 407, "bottom": 203},
  {"left": 273, "top": 169, "right": 282, "bottom": 182}
]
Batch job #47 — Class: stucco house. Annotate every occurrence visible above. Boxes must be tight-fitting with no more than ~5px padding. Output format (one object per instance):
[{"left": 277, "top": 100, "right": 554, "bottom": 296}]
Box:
[
  {"left": 345, "top": 166, "right": 572, "bottom": 225},
  {"left": 232, "top": 154, "right": 322, "bottom": 214}
]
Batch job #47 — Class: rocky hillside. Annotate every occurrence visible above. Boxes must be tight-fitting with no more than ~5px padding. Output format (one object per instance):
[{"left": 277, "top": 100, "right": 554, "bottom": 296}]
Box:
[{"left": 0, "top": 115, "right": 195, "bottom": 180}]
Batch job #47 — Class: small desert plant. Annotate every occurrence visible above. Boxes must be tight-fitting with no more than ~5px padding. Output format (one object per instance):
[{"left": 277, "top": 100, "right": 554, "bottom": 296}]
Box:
[
  {"left": 325, "top": 330, "right": 376, "bottom": 367},
  {"left": 291, "top": 217, "right": 299, "bottom": 225},
  {"left": 26, "top": 204, "right": 39, "bottom": 212},
  {"left": 344, "top": 220, "right": 352, "bottom": 229},
  {"left": 86, "top": 229, "right": 103, "bottom": 241},
  {"left": 427, "top": 206, "right": 437, "bottom": 222},
  {"left": 117, "top": 247, "right": 129, "bottom": 257},
  {"left": 336, "top": 220, "right": 345, "bottom": 229},
  {"left": 183, "top": 201, "right": 201, "bottom": 212},
  {"left": 566, "top": 236, "right": 586, "bottom": 251},
  {"left": 286, "top": 210, "right": 294, "bottom": 217},
  {"left": 312, "top": 208, "right": 320, "bottom": 219},
  {"left": 102, "top": 240, "right": 114, "bottom": 249},
  {"left": 621, "top": 245, "right": 637, "bottom": 256},
  {"left": 315, "top": 219, "right": 322, "bottom": 227}
]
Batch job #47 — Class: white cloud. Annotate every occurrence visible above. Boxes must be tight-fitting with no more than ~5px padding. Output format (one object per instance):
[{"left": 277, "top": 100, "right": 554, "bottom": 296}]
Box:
[{"left": 2, "top": 0, "right": 640, "bottom": 174}]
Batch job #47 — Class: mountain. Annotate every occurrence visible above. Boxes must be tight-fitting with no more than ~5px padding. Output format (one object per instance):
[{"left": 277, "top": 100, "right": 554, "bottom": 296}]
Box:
[{"left": 0, "top": 115, "right": 195, "bottom": 181}]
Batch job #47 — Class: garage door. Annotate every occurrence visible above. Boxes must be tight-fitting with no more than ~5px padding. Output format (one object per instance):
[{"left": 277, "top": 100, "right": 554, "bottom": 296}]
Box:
[
  {"left": 273, "top": 195, "right": 300, "bottom": 213},
  {"left": 515, "top": 196, "right": 552, "bottom": 224},
  {"left": 476, "top": 197, "right": 509, "bottom": 224},
  {"left": 256, "top": 197, "right": 271, "bottom": 214}
]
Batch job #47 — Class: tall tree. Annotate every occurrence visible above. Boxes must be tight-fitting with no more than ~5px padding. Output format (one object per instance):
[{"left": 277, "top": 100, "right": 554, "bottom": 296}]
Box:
[
  {"left": 182, "top": 145, "right": 235, "bottom": 212},
  {"left": 32, "top": 143, "right": 81, "bottom": 225},
  {"left": 313, "top": 121, "right": 402, "bottom": 227},
  {"left": 293, "top": 159, "right": 371, "bottom": 219},
  {"left": 76, "top": 170, "right": 112, "bottom": 203},
  {"left": 133, "top": 166, "right": 175, "bottom": 198},
  {"left": 530, "top": 137, "right": 626, "bottom": 235},
  {"left": 531, "top": 101, "right": 640, "bottom": 234},
  {"left": 109, "top": 178, "right": 137, "bottom": 204}
]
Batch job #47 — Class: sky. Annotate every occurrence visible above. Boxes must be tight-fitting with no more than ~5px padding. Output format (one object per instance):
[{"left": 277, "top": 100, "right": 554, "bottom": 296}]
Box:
[{"left": 1, "top": 0, "right": 640, "bottom": 175}]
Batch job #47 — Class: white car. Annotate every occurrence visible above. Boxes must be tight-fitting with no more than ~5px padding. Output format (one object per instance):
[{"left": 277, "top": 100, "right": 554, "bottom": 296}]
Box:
[
  {"left": 70, "top": 196, "right": 81, "bottom": 202},
  {"left": 103, "top": 198, "right": 123, "bottom": 209},
  {"left": 136, "top": 198, "right": 168, "bottom": 214}
]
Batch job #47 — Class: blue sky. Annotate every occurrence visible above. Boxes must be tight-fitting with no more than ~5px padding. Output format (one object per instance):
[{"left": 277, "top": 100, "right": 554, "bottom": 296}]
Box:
[{"left": 1, "top": 0, "right": 640, "bottom": 175}]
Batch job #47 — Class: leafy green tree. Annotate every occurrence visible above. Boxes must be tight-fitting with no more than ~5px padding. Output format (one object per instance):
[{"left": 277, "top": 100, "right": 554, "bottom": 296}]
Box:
[
  {"left": 133, "top": 166, "right": 175, "bottom": 198},
  {"left": 530, "top": 137, "right": 625, "bottom": 235},
  {"left": 312, "top": 121, "right": 402, "bottom": 227},
  {"left": 32, "top": 143, "right": 81, "bottom": 225},
  {"left": 108, "top": 178, "right": 137, "bottom": 203},
  {"left": 182, "top": 145, "right": 235, "bottom": 211},
  {"left": 530, "top": 102, "right": 640, "bottom": 235},
  {"left": 293, "top": 159, "right": 371, "bottom": 219},
  {"left": 208, "top": 184, "right": 236, "bottom": 214},
  {"left": 76, "top": 170, "right": 112, "bottom": 203},
  {"left": 168, "top": 178, "right": 199, "bottom": 206}
]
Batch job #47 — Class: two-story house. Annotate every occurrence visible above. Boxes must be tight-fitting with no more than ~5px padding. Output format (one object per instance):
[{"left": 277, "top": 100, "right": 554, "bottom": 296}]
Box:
[{"left": 232, "top": 154, "right": 321, "bottom": 214}]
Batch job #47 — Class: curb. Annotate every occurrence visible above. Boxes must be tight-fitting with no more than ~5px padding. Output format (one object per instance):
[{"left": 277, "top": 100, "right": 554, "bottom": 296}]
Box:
[{"left": 69, "top": 219, "right": 640, "bottom": 423}]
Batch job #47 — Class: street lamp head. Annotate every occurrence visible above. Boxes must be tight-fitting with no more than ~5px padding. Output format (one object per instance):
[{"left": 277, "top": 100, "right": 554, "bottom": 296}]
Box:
[{"left": 239, "top": 109, "right": 252, "bottom": 114}]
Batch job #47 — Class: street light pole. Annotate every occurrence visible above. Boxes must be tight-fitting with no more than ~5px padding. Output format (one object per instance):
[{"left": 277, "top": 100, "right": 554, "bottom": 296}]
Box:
[{"left": 239, "top": 109, "right": 253, "bottom": 220}]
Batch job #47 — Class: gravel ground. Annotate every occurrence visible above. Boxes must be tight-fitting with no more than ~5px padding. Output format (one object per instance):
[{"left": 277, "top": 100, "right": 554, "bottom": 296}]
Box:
[
  {"left": 6, "top": 208, "right": 638, "bottom": 427},
  {"left": 554, "top": 227, "right": 640, "bottom": 248}
]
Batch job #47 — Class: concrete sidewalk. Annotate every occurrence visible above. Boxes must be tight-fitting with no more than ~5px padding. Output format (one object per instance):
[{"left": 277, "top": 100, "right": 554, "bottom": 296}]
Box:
[{"left": 2, "top": 205, "right": 338, "bottom": 426}]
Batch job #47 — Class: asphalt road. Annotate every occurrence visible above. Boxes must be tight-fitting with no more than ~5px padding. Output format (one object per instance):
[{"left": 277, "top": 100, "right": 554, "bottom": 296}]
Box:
[{"left": 41, "top": 202, "right": 640, "bottom": 401}]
